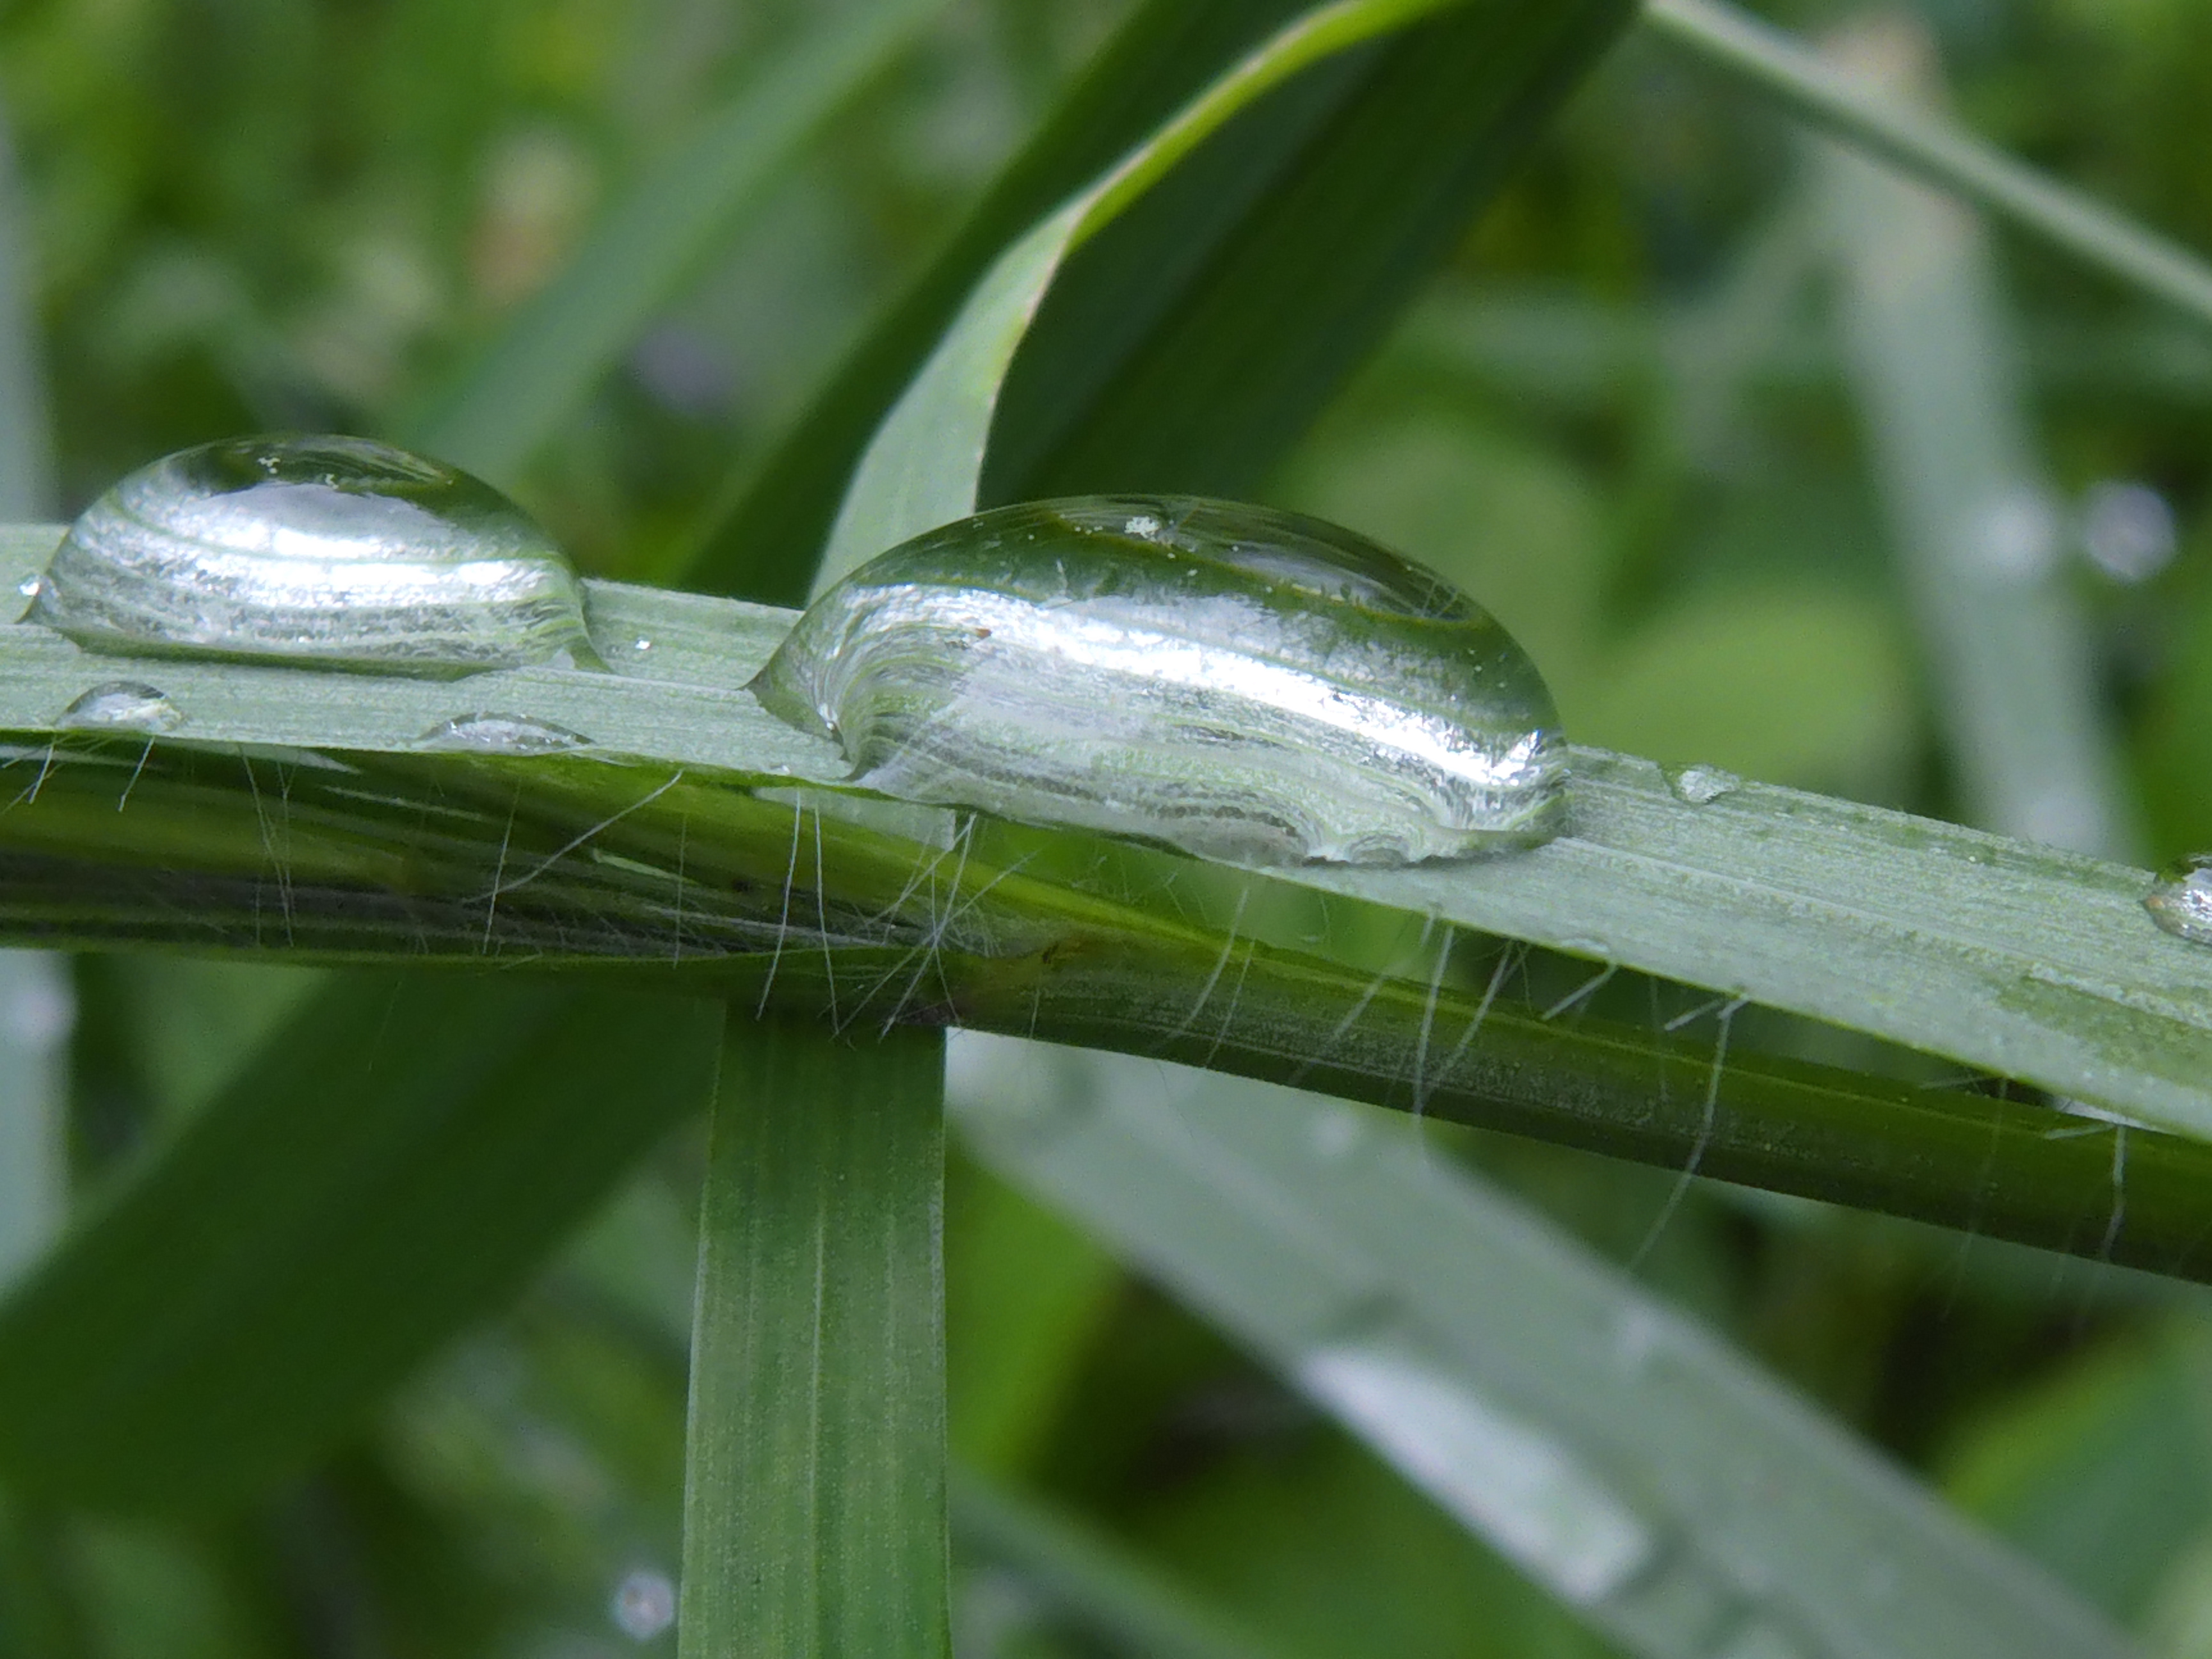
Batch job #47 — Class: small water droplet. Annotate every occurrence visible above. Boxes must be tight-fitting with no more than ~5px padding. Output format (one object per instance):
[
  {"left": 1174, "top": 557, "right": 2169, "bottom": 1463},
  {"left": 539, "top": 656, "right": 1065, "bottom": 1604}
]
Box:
[
  {"left": 414, "top": 712, "right": 588, "bottom": 755},
  {"left": 752, "top": 497, "right": 1567, "bottom": 865},
  {"left": 27, "top": 433, "right": 595, "bottom": 675},
  {"left": 1666, "top": 764, "right": 1740, "bottom": 806},
  {"left": 632, "top": 635, "right": 653, "bottom": 653},
  {"left": 56, "top": 681, "right": 183, "bottom": 733},
  {"left": 2080, "top": 479, "right": 2176, "bottom": 584},
  {"left": 609, "top": 1567, "right": 676, "bottom": 1642},
  {"left": 2146, "top": 854, "right": 2212, "bottom": 946},
  {"left": 15, "top": 573, "right": 38, "bottom": 599}
]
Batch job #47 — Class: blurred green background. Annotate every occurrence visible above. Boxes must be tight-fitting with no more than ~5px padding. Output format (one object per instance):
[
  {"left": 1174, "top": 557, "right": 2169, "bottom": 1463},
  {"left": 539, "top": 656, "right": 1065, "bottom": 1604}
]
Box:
[{"left": 9, "top": 0, "right": 2212, "bottom": 1653}]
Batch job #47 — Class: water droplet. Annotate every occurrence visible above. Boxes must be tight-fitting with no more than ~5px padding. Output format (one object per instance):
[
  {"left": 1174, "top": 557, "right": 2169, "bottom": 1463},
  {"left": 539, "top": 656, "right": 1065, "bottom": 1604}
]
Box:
[
  {"left": 2146, "top": 854, "right": 2212, "bottom": 946},
  {"left": 415, "top": 712, "right": 588, "bottom": 754},
  {"left": 609, "top": 1568, "right": 676, "bottom": 1642},
  {"left": 751, "top": 497, "right": 1567, "bottom": 865},
  {"left": 2080, "top": 479, "right": 2176, "bottom": 584},
  {"left": 56, "top": 681, "right": 183, "bottom": 733},
  {"left": 15, "top": 573, "right": 38, "bottom": 600},
  {"left": 631, "top": 635, "right": 653, "bottom": 653},
  {"left": 27, "top": 434, "right": 595, "bottom": 675},
  {"left": 1666, "top": 764, "right": 1739, "bottom": 806}
]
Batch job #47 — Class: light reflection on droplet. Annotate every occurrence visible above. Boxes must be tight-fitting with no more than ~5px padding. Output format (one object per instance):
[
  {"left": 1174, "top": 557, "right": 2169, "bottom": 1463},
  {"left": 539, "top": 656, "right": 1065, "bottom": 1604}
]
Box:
[{"left": 1968, "top": 486, "right": 2062, "bottom": 582}]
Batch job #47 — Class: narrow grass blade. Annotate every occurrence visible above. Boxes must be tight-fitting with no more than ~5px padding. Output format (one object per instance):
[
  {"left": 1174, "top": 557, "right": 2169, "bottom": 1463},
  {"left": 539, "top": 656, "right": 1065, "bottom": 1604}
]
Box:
[
  {"left": 1814, "top": 16, "right": 2133, "bottom": 858},
  {"left": 681, "top": 1014, "right": 949, "bottom": 1658},
  {"left": 952, "top": 1468, "right": 1286, "bottom": 1659},
  {"left": 949, "top": 1037, "right": 2133, "bottom": 1659},
  {"left": 402, "top": 0, "right": 951, "bottom": 487},
  {"left": 1642, "top": 0, "right": 2212, "bottom": 333},
  {"left": 0, "top": 972, "right": 723, "bottom": 1511}
]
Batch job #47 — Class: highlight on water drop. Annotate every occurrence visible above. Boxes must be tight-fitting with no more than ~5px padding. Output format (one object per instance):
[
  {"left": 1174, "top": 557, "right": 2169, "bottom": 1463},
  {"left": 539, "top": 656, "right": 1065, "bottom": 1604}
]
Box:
[
  {"left": 56, "top": 681, "right": 184, "bottom": 734},
  {"left": 26, "top": 434, "right": 596, "bottom": 675},
  {"left": 1665, "top": 763, "right": 1740, "bottom": 806},
  {"left": 2145, "top": 854, "right": 2212, "bottom": 946},
  {"left": 751, "top": 496, "right": 1568, "bottom": 866}
]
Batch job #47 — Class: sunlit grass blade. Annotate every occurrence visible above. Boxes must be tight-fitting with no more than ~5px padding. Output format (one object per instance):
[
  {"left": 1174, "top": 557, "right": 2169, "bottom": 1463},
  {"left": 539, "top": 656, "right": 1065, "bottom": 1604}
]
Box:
[
  {"left": 400, "top": 0, "right": 952, "bottom": 488},
  {"left": 949, "top": 1037, "right": 2133, "bottom": 1659},
  {"left": 0, "top": 972, "right": 722, "bottom": 1511},
  {"left": 682, "top": 1014, "right": 948, "bottom": 1658},
  {"left": 1813, "top": 17, "right": 2134, "bottom": 859},
  {"left": 952, "top": 1467, "right": 1286, "bottom": 1659},
  {"left": 1642, "top": 0, "right": 2212, "bottom": 332}
]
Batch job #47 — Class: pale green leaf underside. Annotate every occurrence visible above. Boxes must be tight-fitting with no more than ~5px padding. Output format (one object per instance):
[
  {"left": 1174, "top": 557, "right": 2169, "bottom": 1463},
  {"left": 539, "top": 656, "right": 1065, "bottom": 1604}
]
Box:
[
  {"left": 3, "top": 525, "right": 2205, "bottom": 1138},
  {"left": 952, "top": 1040, "right": 2132, "bottom": 1659}
]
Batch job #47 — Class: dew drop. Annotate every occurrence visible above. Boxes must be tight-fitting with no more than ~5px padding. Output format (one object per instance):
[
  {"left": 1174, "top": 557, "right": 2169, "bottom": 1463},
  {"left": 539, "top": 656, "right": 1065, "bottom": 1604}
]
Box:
[
  {"left": 414, "top": 712, "right": 589, "bottom": 755},
  {"left": 1666, "top": 763, "right": 1740, "bottom": 806},
  {"left": 609, "top": 1568, "right": 676, "bottom": 1642},
  {"left": 2145, "top": 854, "right": 2212, "bottom": 946},
  {"left": 632, "top": 636, "right": 653, "bottom": 654},
  {"left": 27, "top": 433, "right": 595, "bottom": 675},
  {"left": 752, "top": 498, "right": 1566, "bottom": 865},
  {"left": 56, "top": 681, "right": 184, "bottom": 733},
  {"left": 15, "top": 573, "right": 38, "bottom": 600}
]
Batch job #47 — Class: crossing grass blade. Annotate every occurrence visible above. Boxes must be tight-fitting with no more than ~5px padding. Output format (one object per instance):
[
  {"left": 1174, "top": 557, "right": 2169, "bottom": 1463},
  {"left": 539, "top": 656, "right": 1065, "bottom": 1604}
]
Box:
[
  {"left": 399, "top": 0, "right": 953, "bottom": 489},
  {"left": 0, "top": 971, "right": 722, "bottom": 1511},
  {"left": 949, "top": 1038, "right": 2133, "bottom": 1659},
  {"left": 680, "top": 1015, "right": 949, "bottom": 1659},
  {"left": 1641, "top": 0, "right": 2212, "bottom": 332}
]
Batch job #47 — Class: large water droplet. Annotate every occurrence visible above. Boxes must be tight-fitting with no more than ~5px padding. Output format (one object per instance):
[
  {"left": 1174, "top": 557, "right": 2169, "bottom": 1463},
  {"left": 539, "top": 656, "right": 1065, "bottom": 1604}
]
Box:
[
  {"left": 751, "top": 498, "right": 1567, "bottom": 865},
  {"left": 415, "top": 712, "right": 589, "bottom": 754},
  {"left": 27, "top": 434, "right": 595, "bottom": 675},
  {"left": 2145, "top": 854, "right": 2212, "bottom": 945},
  {"left": 56, "top": 681, "right": 184, "bottom": 733}
]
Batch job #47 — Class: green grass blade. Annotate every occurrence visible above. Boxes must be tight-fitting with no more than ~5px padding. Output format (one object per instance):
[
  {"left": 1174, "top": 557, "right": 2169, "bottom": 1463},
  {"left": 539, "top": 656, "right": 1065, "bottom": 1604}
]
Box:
[
  {"left": 401, "top": 0, "right": 951, "bottom": 487},
  {"left": 3, "top": 521, "right": 2203, "bottom": 1142},
  {"left": 1642, "top": 0, "right": 2212, "bottom": 333},
  {"left": 951, "top": 1467, "right": 1287, "bottom": 1659},
  {"left": 672, "top": 0, "right": 1349, "bottom": 600},
  {"left": 0, "top": 972, "right": 722, "bottom": 1511},
  {"left": 681, "top": 1015, "right": 948, "bottom": 1658},
  {"left": 821, "top": 0, "right": 1631, "bottom": 590},
  {"left": 1813, "top": 19, "right": 2134, "bottom": 859},
  {"left": 950, "top": 1039, "right": 2133, "bottom": 1659},
  {"left": 684, "top": 0, "right": 1632, "bottom": 601}
]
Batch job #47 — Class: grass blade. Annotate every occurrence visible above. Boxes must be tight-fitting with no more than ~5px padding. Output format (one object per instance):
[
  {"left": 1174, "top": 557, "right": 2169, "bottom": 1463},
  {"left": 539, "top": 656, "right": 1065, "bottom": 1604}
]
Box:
[
  {"left": 950, "top": 1037, "right": 2132, "bottom": 1659},
  {"left": 685, "top": 0, "right": 1632, "bottom": 601},
  {"left": 952, "top": 1468, "right": 1286, "bottom": 1659},
  {"left": 1813, "top": 17, "right": 2133, "bottom": 858},
  {"left": 0, "top": 972, "right": 722, "bottom": 1511},
  {"left": 1642, "top": 0, "right": 2212, "bottom": 332},
  {"left": 821, "top": 0, "right": 1630, "bottom": 589},
  {"left": 402, "top": 0, "right": 952, "bottom": 487},
  {"left": 681, "top": 1014, "right": 949, "bottom": 1658}
]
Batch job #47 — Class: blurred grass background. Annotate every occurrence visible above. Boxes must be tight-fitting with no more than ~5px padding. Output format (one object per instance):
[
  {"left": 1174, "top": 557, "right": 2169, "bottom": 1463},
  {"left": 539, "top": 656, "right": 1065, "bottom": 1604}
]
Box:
[{"left": 8, "top": 0, "right": 2212, "bottom": 1653}]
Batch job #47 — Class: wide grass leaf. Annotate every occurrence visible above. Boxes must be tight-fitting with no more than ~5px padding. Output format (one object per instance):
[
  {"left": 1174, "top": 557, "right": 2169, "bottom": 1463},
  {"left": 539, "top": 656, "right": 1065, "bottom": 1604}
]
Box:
[{"left": 0, "top": 971, "right": 722, "bottom": 1511}]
